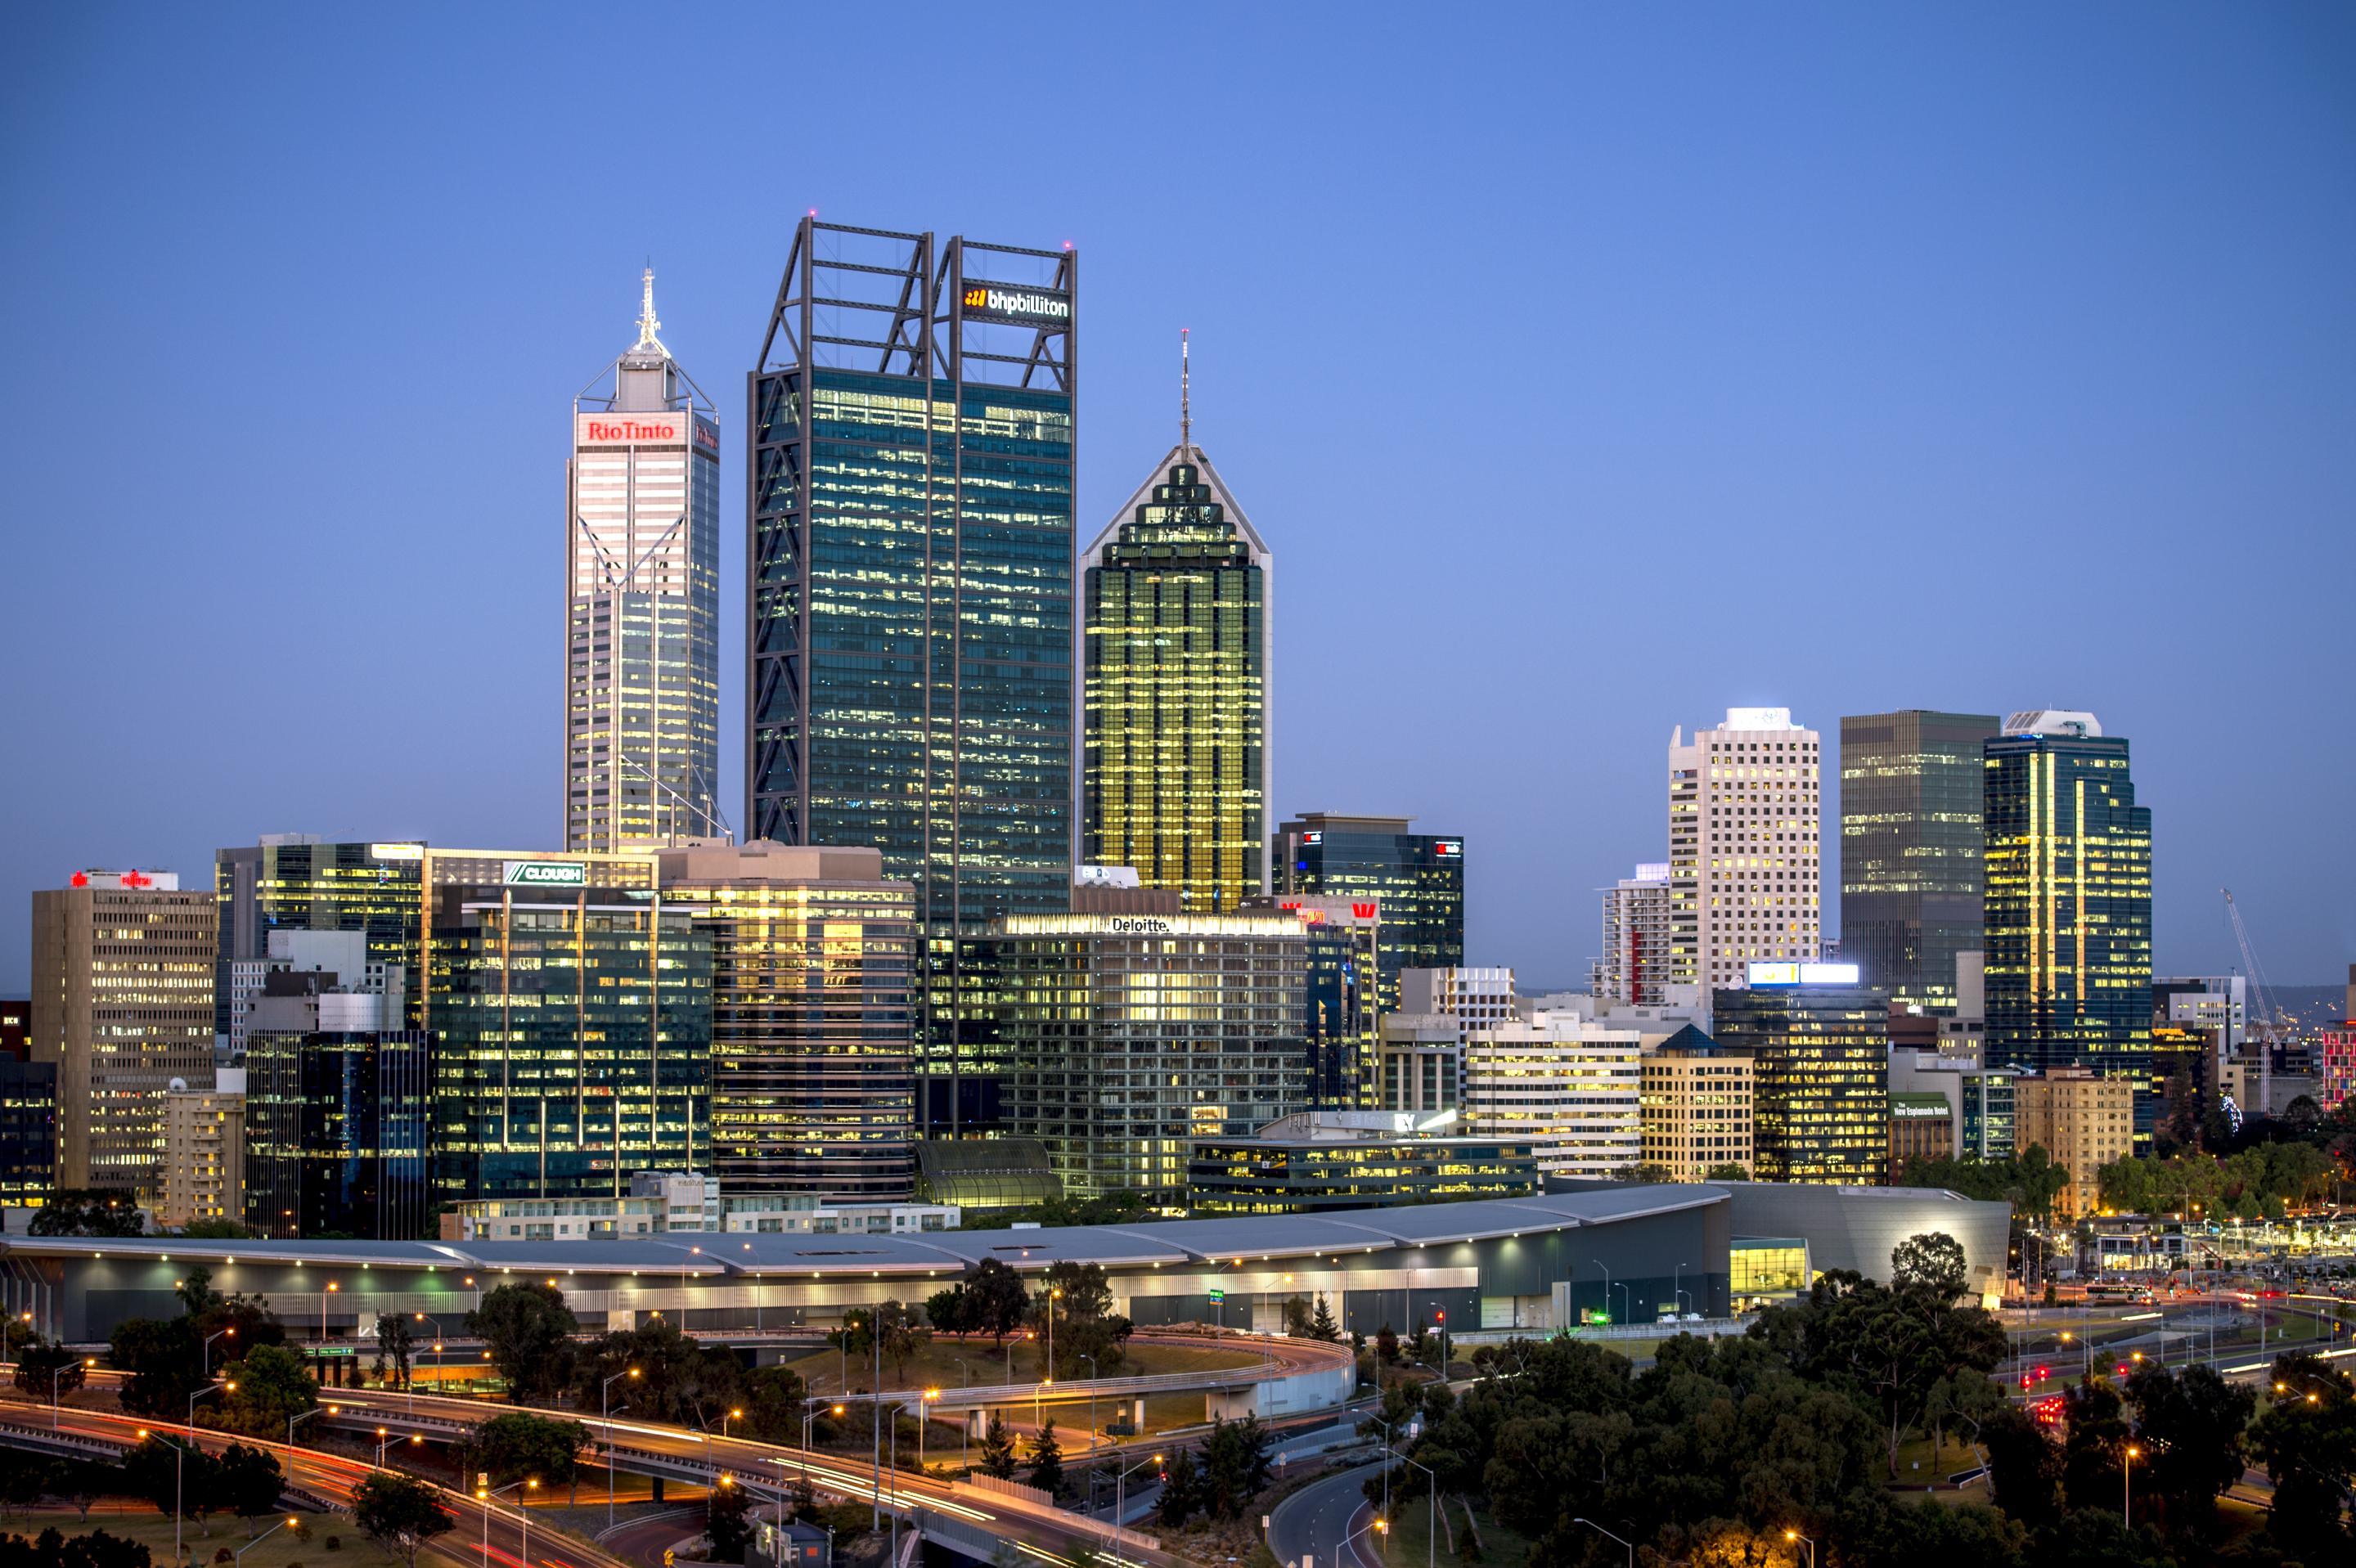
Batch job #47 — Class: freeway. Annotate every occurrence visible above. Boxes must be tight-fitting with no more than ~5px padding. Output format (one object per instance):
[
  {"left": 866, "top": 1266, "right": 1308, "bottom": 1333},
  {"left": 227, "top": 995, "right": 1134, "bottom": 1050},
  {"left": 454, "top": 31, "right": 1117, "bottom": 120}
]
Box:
[
  {"left": 1267, "top": 1464, "right": 1383, "bottom": 1568},
  {"left": 0, "top": 1402, "right": 629, "bottom": 1568},
  {"left": 314, "top": 1382, "right": 1181, "bottom": 1568}
]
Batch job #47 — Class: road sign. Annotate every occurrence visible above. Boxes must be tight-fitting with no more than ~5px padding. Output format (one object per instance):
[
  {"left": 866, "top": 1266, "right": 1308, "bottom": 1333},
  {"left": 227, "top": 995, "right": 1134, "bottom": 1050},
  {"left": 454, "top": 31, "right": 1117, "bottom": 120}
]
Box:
[{"left": 1208, "top": 1287, "right": 1225, "bottom": 1305}]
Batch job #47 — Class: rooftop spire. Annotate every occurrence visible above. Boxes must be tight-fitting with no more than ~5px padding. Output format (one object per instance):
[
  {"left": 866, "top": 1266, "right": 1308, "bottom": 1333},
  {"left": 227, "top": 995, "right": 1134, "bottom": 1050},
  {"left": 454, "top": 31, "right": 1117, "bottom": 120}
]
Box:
[
  {"left": 1180, "top": 327, "right": 1191, "bottom": 452},
  {"left": 634, "top": 265, "right": 667, "bottom": 353}
]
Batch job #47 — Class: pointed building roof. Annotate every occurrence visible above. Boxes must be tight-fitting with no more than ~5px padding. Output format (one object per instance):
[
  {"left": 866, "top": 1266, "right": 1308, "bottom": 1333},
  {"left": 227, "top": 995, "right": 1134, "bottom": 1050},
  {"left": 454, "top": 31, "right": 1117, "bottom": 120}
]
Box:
[{"left": 1086, "top": 443, "right": 1271, "bottom": 561}]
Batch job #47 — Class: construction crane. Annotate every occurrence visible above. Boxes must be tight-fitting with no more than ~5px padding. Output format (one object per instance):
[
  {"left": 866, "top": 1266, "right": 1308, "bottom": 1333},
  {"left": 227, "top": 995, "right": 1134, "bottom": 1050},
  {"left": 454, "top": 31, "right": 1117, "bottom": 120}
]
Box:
[{"left": 2223, "top": 888, "right": 2286, "bottom": 1053}]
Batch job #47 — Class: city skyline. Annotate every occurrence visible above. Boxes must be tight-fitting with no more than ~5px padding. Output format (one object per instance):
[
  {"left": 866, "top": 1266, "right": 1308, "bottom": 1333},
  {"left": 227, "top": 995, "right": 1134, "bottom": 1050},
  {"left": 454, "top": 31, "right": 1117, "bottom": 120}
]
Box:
[{"left": 7, "top": 7, "right": 2353, "bottom": 991}]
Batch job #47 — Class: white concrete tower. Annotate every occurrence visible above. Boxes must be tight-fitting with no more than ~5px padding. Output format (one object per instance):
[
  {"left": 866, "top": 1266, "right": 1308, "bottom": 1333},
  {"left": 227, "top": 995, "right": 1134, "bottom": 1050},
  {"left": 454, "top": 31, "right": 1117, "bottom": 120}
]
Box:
[
  {"left": 566, "top": 269, "right": 722, "bottom": 850},
  {"left": 1667, "top": 708, "right": 1824, "bottom": 998}
]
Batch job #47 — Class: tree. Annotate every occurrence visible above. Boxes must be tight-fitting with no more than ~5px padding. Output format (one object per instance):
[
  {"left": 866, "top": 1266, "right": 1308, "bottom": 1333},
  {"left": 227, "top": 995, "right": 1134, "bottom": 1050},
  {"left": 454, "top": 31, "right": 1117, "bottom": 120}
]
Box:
[
  {"left": 182, "top": 1219, "right": 251, "bottom": 1239},
  {"left": 0, "top": 1457, "right": 58, "bottom": 1518},
  {"left": 2062, "top": 1373, "right": 2133, "bottom": 1509},
  {"left": 736, "top": 1363, "right": 811, "bottom": 1446},
  {"left": 1281, "top": 1296, "right": 1316, "bottom": 1338},
  {"left": 1375, "top": 1325, "right": 1400, "bottom": 1365},
  {"left": 467, "top": 1282, "right": 579, "bottom": 1401},
  {"left": 978, "top": 1412, "right": 1017, "bottom": 1479},
  {"left": 2123, "top": 1361, "right": 2254, "bottom": 1543},
  {"left": 2246, "top": 1352, "right": 2356, "bottom": 1559},
  {"left": 574, "top": 1318, "right": 740, "bottom": 1428},
  {"left": 1307, "top": 1297, "right": 1343, "bottom": 1344},
  {"left": 1891, "top": 1232, "right": 1970, "bottom": 1305},
  {"left": 925, "top": 1284, "right": 976, "bottom": 1337},
  {"left": 1625, "top": 1161, "right": 1676, "bottom": 1184},
  {"left": 110, "top": 1315, "right": 205, "bottom": 1419},
  {"left": 874, "top": 1300, "right": 932, "bottom": 1382},
  {"left": 1154, "top": 1450, "right": 1203, "bottom": 1528},
  {"left": 213, "top": 1344, "right": 316, "bottom": 1440},
  {"left": 374, "top": 1313, "right": 416, "bottom": 1391},
  {"left": 29, "top": 1189, "right": 143, "bottom": 1237},
  {"left": 458, "top": 1412, "right": 587, "bottom": 1489},
  {"left": 350, "top": 1472, "right": 452, "bottom": 1568},
  {"left": 1026, "top": 1417, "right": 1066, "bottom": 1498},
  {"left": 56, "top": 1458, "right": 118, "bottom": 1523},
  {"left": 1197, "top": 1414, "right": 1273, "bottom": 1519},
  {"left": 965, "top": 1258, "right": 1031, "bottom": 1346},
  {"left": 215, "top": 1444, "right": 285, "bottom": 1536},
  {"left": 707, "top": 1476, "right": 757, "bottom": 1562},
  {"left": 1702, "top": 1162, "right": 1751, "bottom": 1181},
  {"left": 12, "top": 1335, "right": 88, "bottom": 1404},
  {"left": 121, "top": 1434, "right": 221, "bottom": 1531}
]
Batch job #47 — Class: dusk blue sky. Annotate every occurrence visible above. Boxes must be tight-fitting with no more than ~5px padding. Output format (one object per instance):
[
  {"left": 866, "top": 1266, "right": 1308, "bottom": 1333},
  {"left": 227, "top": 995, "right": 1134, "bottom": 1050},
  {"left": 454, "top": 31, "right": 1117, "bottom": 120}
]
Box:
[{"left": 5, "top": 4, "right": 2352, "bottom": 993}]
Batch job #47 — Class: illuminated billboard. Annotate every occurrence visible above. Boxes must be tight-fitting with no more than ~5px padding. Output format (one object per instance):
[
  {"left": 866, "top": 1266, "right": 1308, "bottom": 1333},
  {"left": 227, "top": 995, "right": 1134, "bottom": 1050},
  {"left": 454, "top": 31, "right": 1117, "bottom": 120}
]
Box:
[
  {"left": 1747, "top": 960, "right": 1862, "bottom": 986},
  {"left": 960, "top": 281, "right": 1071, "bottom": 326}
]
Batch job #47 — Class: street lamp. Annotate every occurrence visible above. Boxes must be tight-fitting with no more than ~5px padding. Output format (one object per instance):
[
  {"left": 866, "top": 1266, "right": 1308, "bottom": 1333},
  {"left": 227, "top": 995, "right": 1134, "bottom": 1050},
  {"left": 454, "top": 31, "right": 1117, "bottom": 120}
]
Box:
[
  {"left": 1112, "top": 1453, "right": 1162, "bottom": 1546},
  {"left": 321, "top": 1280, "right": 339, "bottom": 1344},
  {"left": 603, "top": 1368, "right": 640, "bottom": 1529},
  {"left": 289, "top": 1404, "right": 337, "bottom": 1448},
  {"left": 178, "top": 1382, "right": 232, "bottom": 1563},
  {"left": 1047, "top": 1287, "right": 1062, "bottom": 1380},
  {"left": 409, "top": 1313, "right": 444, "bottom": 1407},
  {"left": 479, "top": 1478, "right": 540, "bottom": 1565},
  {"left": 51, "top": 1357, "right": 95, "bottom": 1428},
  {"left": 726, "top": 1407, "right": 745, "bottom": 1440},
  {"left": 1571, "top": 1518, "right": 1633, "bottom": 1568},
  {"left": 1077, "top": 1355, "right": 1099, "bottom": 1452},
  {"left": 2124, "top": 1444, "right": 2139, "bottom": 1527},
  {"left": 375, "top": 1428, "right": 422, "bottom": 1467},
  {"left": 202, "top": 1326, "right": 237, "bottom": 1381},
  {"left": 1399, "top": 1453, "right": 1440, "bottom": 1568},
  {"left": 234, "top": 1516, "right": 303, "bottom": 1566},
  {"left": 1591, "top": 1260, "right": 1614, "bottom": 1326},
  {"left": 1784, "top": 1528, "right": 1814, "bottom": 1568},
  {"left": 1674, "top": 1263, "right": 1689, "bottom": 1318},
  {"left": 802, "top": 1398, "right": 846, "bottom": 1490}
]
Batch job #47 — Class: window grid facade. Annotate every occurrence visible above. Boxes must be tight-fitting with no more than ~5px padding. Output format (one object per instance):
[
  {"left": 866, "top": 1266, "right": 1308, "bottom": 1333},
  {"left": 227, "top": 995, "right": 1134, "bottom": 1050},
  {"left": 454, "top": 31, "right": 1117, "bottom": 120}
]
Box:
[
  {"left": 1273, "top": 815, "right": 1464, "bottom": 1014},
  {"left": 1838, "top": 711, "right": 1999, "bottom": 1006},
  {"left": 1669, "top": 710, "right": 1823, "bottom": 995},
  {"left": 1640, "top": 1039, "right": 1756, "bottom": 1180},
  {"left": 1711, "top": 985, "right": 1890, "bottom": 1185},
  {"left": 1083, "top": 454, "right": 1270, "bottom": 913}
]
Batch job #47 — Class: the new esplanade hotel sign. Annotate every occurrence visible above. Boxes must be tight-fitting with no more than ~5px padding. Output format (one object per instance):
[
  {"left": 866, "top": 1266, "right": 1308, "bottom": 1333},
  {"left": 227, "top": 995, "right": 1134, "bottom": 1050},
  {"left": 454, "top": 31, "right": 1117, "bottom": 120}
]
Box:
[{"left": 961, "top": 281, "right": 1071, "bottom": 326}]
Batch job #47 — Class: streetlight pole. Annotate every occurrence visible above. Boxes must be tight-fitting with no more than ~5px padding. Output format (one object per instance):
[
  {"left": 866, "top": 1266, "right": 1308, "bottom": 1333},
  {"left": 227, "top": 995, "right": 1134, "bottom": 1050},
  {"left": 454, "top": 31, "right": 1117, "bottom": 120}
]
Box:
[
  {"left": 51, "top": 1357, "right": 94, "bottom": 1428},
  {"left": 1571, "top": 1518, "right": 1633, "bottom": 1568},
  {"left": 1078, "top": 1355, "right": 1098, "bottom": 1453},
  {"left": 603, "top": 1368, "right": 640, "bottom": 1530},
  {"left": 320, "top": 1280, "right": 339, "bottom": 1345},
  {"left": 181, "top": 1382, "right": 232, "bottom": 1564},
  {"left": 1400, "top": 1454, "right": 1439, "bottom": 1568},
  {"left": 289, "top": 1405, "right": 330, "bottom": 1449},
  {"left": 2124, "top": 1444, "right": 2138, "bottom": 1528},
  {"left": 1591, "top": 1260, "right": 1613, "bottom": 1326},
  {"left": 410, "top": 1313, "right": 444, "bottom": 1409},
  {"left": 1675, "top": 1263, "right": 1688, "bottom": 1317},
  {"left": 803, "top": 1398, "right": 844, "bottom": 1492},
  {"left": 1785, "top": 1528, "right": 1814, "bottom": 1567},
  {"left": 202, "top": 1327, "right": 236, "bottom": 1382},
  {"left": 479, "top": 1479, "right": 539, "bottom": 1565},
  {"left": 233, "top": 1516, "right": 302, "bottom": 1566},
  {"left": 1614, "top": 1283, "right": 1631, "bottom": 1328},
  {"left": 1112, "top": 1453, "right": 1162, "bottom": 1543}
]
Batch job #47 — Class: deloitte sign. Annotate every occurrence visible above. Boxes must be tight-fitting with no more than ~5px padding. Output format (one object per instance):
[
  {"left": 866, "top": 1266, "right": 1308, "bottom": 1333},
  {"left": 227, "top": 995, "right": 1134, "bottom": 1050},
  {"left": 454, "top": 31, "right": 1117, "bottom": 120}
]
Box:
[{"left": 503, "top": 860, "right": 588, "bottom": 887}]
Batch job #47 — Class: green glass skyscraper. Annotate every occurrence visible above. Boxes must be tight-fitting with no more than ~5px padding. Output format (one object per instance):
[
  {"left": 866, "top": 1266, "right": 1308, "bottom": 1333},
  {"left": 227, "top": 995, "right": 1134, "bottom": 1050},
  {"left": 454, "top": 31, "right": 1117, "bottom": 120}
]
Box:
[
  {"left": 1982, "top": 712, "right": 2153, "bottom": 1084},
  {"left": 1083, "top": 395, "right": 1270, "bottom": 911},
  {"left": 749, "top": 218, "right": 1077, "bottom": 1132},
  {"left": 1837, "top": 709, "right": 1999, "bottom": 1004}
]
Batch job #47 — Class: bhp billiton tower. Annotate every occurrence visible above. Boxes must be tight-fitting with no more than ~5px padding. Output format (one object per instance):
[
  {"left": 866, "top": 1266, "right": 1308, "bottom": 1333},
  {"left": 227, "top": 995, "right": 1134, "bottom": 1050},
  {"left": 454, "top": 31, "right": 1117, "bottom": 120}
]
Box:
[
  {"left": 749, "top": 218, "right": 1077, "bottom": 1131},
  {"left": 567, "top": 271, "right": 723, "bottom": 850}
]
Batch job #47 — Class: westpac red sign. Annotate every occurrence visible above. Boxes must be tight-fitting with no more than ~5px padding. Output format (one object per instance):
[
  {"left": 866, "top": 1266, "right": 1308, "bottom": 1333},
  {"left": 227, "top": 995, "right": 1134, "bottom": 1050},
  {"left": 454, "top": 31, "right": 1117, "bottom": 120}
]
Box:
[{"left": 1276, "top": 897, "right": 1379, "bottom": 927}]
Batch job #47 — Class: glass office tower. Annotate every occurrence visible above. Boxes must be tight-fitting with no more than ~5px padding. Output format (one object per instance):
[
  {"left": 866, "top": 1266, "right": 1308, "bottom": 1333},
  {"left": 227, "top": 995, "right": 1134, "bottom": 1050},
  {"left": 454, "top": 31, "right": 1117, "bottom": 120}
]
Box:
[
  {"left": 1837, "top": 710, "right": 1999, "bottom": 1005},
  {"left": 245, "top": 1022, "right": 432, "bottom": 1240},
  {"left": 1711, "top": 975, "right": 1891, "bottom": 1184},
  {"left": 749, "top": 218, "right": 1076, "bottom": 1133},
  {"left": 1272, "top": 814, "right": 1463, "bottom": 1013},
  {"left": 1982, "top": 712, "right": 2153, "bottom": 1084},
  {"left": 1083, "top": 450, "right": 1270, "bottom": 912},
  {"left": 657, "top": 841, "right": 918, "bottom": 1201},
  {"left": 566, "top": 269, "right": 723, "bottom": 850},
  {"left": 425, "top": 883, "right": 711, "bottom": 1202}
]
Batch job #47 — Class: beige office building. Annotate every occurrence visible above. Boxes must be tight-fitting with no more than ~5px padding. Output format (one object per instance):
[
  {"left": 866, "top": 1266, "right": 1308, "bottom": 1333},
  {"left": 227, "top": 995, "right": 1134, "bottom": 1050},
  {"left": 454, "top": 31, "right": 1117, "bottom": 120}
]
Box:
[
  {"left": 2014, "top": 1067, "right": 2134, "bottom": 1218},
  {"left": 159, "top": 1072, "right": 245, "bottom": 1230},
  {"left": 1639, "top": 1027, "right": 1755, "bottom": 1180},
  {"left": 30, "top": 870, "right": 217, "bottom": 1199},
  {"left": 1461, "top": 1016, "right": 1642, "bottom": 1180},
  {"left": 1667, "top": 708, "right": 1823, "bottom": 998}
]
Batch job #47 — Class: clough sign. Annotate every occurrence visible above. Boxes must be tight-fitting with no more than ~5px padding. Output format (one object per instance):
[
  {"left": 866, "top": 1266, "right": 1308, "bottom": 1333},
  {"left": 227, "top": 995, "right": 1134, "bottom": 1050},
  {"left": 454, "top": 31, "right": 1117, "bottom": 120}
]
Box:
[{"left": 961, "top": 281, "right": 1071, "bottom": 326}]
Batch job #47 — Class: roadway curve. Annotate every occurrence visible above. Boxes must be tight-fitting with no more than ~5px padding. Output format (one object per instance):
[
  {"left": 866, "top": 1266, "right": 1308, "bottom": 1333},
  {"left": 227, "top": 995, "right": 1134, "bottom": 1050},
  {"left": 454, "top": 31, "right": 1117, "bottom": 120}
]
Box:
[
  {"left": 1268, "top": 1465, "right": 1382, "bottom": 1568},
  {"left": 0, "top": 1403, "right": 628, "bottom": 1568}
]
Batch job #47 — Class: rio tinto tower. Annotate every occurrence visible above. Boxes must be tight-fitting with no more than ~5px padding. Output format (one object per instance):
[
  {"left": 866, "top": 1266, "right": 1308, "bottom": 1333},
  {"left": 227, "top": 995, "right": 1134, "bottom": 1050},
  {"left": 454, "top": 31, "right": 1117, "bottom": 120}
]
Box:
[{"left": 566, "top": 270, "right": 722, "bottom": 849}]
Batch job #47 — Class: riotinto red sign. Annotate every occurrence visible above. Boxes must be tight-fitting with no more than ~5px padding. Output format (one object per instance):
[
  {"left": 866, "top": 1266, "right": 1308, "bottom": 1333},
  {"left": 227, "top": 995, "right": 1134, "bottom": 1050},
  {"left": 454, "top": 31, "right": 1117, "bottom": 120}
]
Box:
[{"left": 582, "top": 418, "right": 681, "bottom": 443}]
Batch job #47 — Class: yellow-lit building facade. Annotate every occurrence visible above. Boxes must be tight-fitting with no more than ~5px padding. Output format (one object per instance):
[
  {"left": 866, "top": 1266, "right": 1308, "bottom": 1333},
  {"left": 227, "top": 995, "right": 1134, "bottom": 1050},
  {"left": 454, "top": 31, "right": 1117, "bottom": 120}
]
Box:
[
  {"left": 1640, "top": 1027, "right": 1755, "bottom": 1179},
  {"left": 657, "top": 841, "right": 917, "bottom": 1202},
  {"left": 1082, "top": 450, "right": 1270, "bottom": 912},
  {"left": 31, "top": 870, "right": 217, "bottom": 1200},
  {"left": 1711, "top": 978, "right": 1889, "bottom": 1185},
  {"left": 159, "top": 1081, "right": 245, "bottom": 1230},
  {"left": 2015, "top": 1067, "right": 2133, "bottom": 1218}
]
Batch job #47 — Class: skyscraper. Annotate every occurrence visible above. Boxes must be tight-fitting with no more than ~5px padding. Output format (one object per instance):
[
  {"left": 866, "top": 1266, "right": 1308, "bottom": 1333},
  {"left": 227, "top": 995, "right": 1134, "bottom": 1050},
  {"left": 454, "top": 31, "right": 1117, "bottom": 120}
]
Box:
[
  {"left": 30, "top": 870, "right": 216, "bottom": 1199},
  {"left": 1982, "top": 711, "right": 2153, "bottom": 1087},
  {"left": 1837, "top": 710, "right": 1999, "bottom": 1004},
  {"left": 1592, "top": 864, "right": 1673, "bottom": 1004},
  {"left": 1272, "top": 814, "right": 1464, "bottom": 1012},
  {"left": 657, "top": 840, "right": 918, "bottom": 1201},
  {"left": 1667, "top": 708, "right": 1823, "bottom": 999},
  {"left": 1711, "top": 968, "right": 1889, "bottom": 1185},
  {"left": 568, "top": 270, "right": 722, "bottom": 850},
  {"left": 1082, "top": 356, "right": 1270, "bottom": 911},
  {"left": 749, "top": 218, "right": 1077, "bottom": 1130}
]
